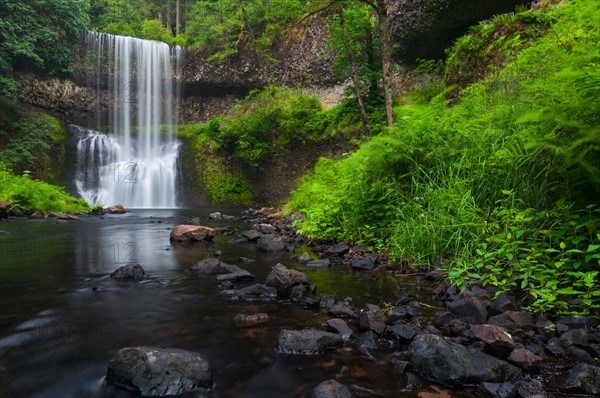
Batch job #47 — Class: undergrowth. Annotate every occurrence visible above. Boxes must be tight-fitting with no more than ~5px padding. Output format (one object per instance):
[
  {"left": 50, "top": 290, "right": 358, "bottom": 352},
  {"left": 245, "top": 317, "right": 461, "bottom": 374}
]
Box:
[{"left": 287, "top": 0, "right": 600, "bottom": 317}]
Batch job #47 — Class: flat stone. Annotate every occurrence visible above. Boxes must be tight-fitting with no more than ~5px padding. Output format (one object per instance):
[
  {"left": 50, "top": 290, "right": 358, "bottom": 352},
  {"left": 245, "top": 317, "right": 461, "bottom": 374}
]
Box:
[
  {"left": 215, "top": 270, "right": 254, "bottom": 282},
  {"left": 326, "top": 318, "right": 354, "bottom": 342},
  {"left": 488, "top": 311, "right": 534, "bottom": 331},
  {"left": 170, "top": 225, "right": 215, "bottom": 242},
  {"left": 323, "top": 244, "right": 350, "bottom": 258},
  {"left": 277, "top": 329, "right": 343, "bottom": 355},
  {"left": 233, "top": 313, "right": 269, "bottom": 325},
  {"left": 328, "top": 301, "right": 355, "bottom": 318},
  {"left": 387, "top": 324, "right": 419, "bottom": 341},
  {"left": 306, "top": 259, "right": 331, "bottom": 268},
  {"left": 190, "top": 258, "right": 243, "bottom": 275},
  {"left": 227, "top": 284, "right": 277, "bottom": 302},
  {"left": 351, "top": 256, "right": 378, "bottom": 270}
]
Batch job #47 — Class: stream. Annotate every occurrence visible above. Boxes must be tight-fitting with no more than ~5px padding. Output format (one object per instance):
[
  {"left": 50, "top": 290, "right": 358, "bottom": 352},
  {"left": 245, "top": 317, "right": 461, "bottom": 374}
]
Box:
[{"left": 0, "top": 209, "right": 469, "bottom": 397}]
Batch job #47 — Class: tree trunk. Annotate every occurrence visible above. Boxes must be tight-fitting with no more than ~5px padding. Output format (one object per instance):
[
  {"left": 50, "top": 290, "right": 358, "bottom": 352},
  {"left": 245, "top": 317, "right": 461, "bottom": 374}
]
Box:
[
  {"left": 374, "top": 0, "right": 394, "bottom": 126},
  {"left": 365, "top": 26, "right": 378, "bottom": 96},
  {"left": 176, "top": 0, "right": 180, "bottom": 36},
  {"left": 166, "top": 1, "right": 173, "bottom": 35},
  {"left": 339, "top": 8, "right": 371, "bottom": 136}
]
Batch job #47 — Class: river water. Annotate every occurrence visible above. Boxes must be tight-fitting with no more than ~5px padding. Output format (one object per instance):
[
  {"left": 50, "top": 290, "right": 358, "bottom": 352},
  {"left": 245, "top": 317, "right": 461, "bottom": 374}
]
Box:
[{"left": 0, "top": 209, "right": 464, "bottom": 397}]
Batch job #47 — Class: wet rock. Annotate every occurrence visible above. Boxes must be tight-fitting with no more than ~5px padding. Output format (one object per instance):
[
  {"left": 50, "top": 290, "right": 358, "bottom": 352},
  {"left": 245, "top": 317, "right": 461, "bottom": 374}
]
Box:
[
  {"left": 265, "top": 263, "right": 308, "bottom": 297},
  {"left": 277, "top": 329, "right": 343, "bottom": 355},
  {"left": 234, "top": 313, "right": 269, "bottom": 325},
  {"left": 319, "top": 294, "right": 336, "bottom": 310},
  {"left": 358, "top": 308, "right": 386, "bottom": 335},
  {"left": 559, "top": 363, "right": 600, "bottom": 396},
  {"left": 388, "top": 304, "right": 420, "bottom": 322},
  {"left": 559, "top": 328, "right": 588, "bottom": 347},
  {"left": 29, "top": 211, "right": 44, "bottom": 219},
  {"left": 515, "top": 379, "right": 546, "bottom": 398},
  {"left": 556, "top": 314, "right": 588, "bottom": 331},
  {"left": 242, "top": 229, "right": 262, "bottom": 242},
  {"left": 425, "top": 270, "right": 444, "bottom": 281},
  {"left": 323, "top": 244, "right": 350, "bottom": 258},
  {"left": 107, "top": 204, "right": 126, "bottom": 214},
  {"left": 408, "top": 334, "right": 520, "bottom": 387},
  {"left": 387, "top": 324, "right": 419, "bottom": 342},
  {"left": 57, "top": 214, "right": 80, "bottom": 221},
  {"left": 256, "top": 234, "right": 286, "bottom": 251},
  {"left": 472, "top": 324, "right": 515, "bottom": 356},
  {"left": 239, "top": 257, "right": 255, "bottom": 264},
  {"left": 297, "top": 252, "right": 312, "bottom": 264},
  {"left": 227, "top": 284, "right": 278, "bottom": 302},
  {"left": 170, "top": 225, "right": 215, "bottom": 242},
  {"left": 329, "top": 301, "right": 355, "bottom": 318},
  {"left": 106, "top": 346, "right": 212, "bottom": 396},
  {"left": 110, "top": 263, "right": 145, "bottom": 280},
  {"left": 433, "top": 310, "right": 456, "bottom": 329},
  {"left": 326, "top": 318, "right": 354, "bottom": 342},
  {"left": 208, "top": 212, "right": 222, "bottom": 220},
  {"left": 215, "top": 270, "right": 254, "bottom": 282},
  {"left": 360, "top": 331, "right": 378, "bottom": 349},
  {"left": 312, "top": 379, "right": 352, "bottom": 398},
  {"left": 566, "top": 345, "right": 595, "bottom": 363},
  {"left": 391, "top": 359, "right": 410, "bottom": 375},
  {"left": 488, "top": 311, "right": 534, "bottom": 331},
  {"left": 306, "top": 259, "right": 331, "bottom": 268},
  {"left": 190, "top": 258, "right": 242, "bottom": 275},
  {"left": 479, "top": 381, "right": 516, "bottom": 398},
  {"left": 351, "top": 256, "right": 378, "bottom": 270},
  {"left": 544, "top": 337, "right": 565, "bottom": 356},
  {"left": 491, "top": 293, "right": 518, "bottom": 314},
  {"left": 447, "top": 297, "right": 488, "bottom": 324},
  {"left": 253, "top": 223, "right": 276, "bottom": 234},
  {"left": 508, "top": 349, "right": 542, "bottom": 370}
]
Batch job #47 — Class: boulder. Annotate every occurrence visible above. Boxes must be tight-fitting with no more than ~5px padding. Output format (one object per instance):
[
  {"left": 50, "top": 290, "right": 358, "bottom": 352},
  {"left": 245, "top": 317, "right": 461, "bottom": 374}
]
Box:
[
  {"left": 227, "top": 284, "right": 278, "bottom": 302},
  {"left": 447, "top": 297, "right": 488, "bottom": 324},
  {"left": 358, "top": 309, "right": 386, "bottom": 335},
  {"left": 190, "top": 258, "right": 242, "bottom": 275},
  {"left": 328, "top": 301, "right": 355, "bottom": 318},
  {"left": 351, "top": 256, "right": 378, "bottom": 270},
  {"left": 107, "top": 204, "right": 126, "bottom": 214},
  {"left": 208, "top": 212, "right": 222, "bottom": 220},
  {"left": 408, "top": 334, "right": 520, "bottom": 386},
  {"left": 106, "top": 347, "right": 212, "bottom": 396},
  {"left": 312, "top": 379, "right": 352, "bottom": 398},
  {"left": 256, "top": 234, "right": 286, "bottom": 251},
  {"left": 559, "top": 328, "right": 588, "bottom": 347},
  {"left": 253, "top": 223, "right": 276, "bottom": 234},
  {"left": 242, "top": 229, "right": 262, "bottom": 242},
  {"left": 560, "top": 363, "right": 600, "bottom": 396},
  {"left": 326, "top": 318, "right": 354, "bottom": 342},
  {"left": 507, "top": 348, "right": 542, "bottom": 370},
  {"left": 110, "top": 263, "right": 145, "bottom": 280},
  {"left": 472, "top": 324, "right": 515, "bottom": 356},
  {"left": 265, "top": 263, "right": 308, "bottom": 297},
  {"left": 491, "top": 294, "right": 518, "bottom": 314},
  {"left": 170, "top": 225, "right": 215, "bottom": 242},
  {"left": 322, "top": 244, "right": 350, "bottom": 258},
  {"left": 277, "top": 329, "right": 343, "bottom": 355},
  {"left": 387, "top": 324, "right": 419, "bottom": 342},
  {"left": 297, "top": 252, "right": 312, "bottom": 264},
  {"left": 488, "top": 311, "right": 534, "bottom": 331},
  {"left": 319, "top": 294, "right": 336, "bottom": 310}
]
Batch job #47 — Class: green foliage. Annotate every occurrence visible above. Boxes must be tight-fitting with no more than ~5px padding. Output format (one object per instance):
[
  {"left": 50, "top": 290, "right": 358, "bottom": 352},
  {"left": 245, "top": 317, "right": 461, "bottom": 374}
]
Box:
[
  {"left": 0, "top": 163, "right": 90, "bottom": 214},
  {"left": 0, "top": 0, "right": 89, "bottom": 96},
  {"left": 288, "top": 0, "right": 600, "bottom": 315}
]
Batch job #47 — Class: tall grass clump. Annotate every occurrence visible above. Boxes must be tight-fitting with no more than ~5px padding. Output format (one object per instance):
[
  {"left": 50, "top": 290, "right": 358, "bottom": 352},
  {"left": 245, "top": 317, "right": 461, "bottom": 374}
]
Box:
[{"left": 287, "top": 0, "right": 600, "bottom": 316}]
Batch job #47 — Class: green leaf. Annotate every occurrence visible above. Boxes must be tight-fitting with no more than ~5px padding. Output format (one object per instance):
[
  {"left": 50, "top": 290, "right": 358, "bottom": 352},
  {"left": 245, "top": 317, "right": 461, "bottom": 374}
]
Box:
[{"left": 586, "top": 244, "right": 600, "bottom": 252}]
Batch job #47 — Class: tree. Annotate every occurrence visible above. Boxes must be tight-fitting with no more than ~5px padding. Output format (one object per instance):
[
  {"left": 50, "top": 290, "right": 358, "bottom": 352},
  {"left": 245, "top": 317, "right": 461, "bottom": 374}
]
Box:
[{"left": 0, "top": 0, "right": 90, "bottom": 97}]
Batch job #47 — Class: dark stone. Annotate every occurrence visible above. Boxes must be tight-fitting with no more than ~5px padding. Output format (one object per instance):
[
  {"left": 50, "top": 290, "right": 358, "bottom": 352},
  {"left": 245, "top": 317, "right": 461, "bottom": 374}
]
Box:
[
  {"left": 387, "top": 324, "right": 419, "bottom": 342},
  {"left": 392, "top": 359, "right": 410, "bottom": 375},
  {"left": 544, "top": 337, "right": 565, "bottom": 356},
  {"left": 253, "top": 223, "right": 276, "bottom": 234},
  {"left": 319, "top": 294, "right": 336, "bottom": 310},
  {"left": 190, "top": 258, "right": 242, "bottom": 275},
  {"left": 106, "top": 346, "right": 212, "bottom": 396},
  {"left": 326, "top": 318, "right": 354, "bottom": 342},
  {"left": 491, "top": 293, "right": 518, "bottom": 314},
  {"left": 534, "top": 320, "right": 555, "bottom": 340},
  {"left": 560, "top": 363, "right": 600, "bottom": 396},
  {"left": 306, "top": 259, "right": 331, "bottom": 268},
  {"left": 323, "top": 244, "right": 350, "bottom": 258},
  {"left": 515, "top": 379, "right": 546, "bottom": 398},
  {"left": 488, "top": 311, "right": 534, "bottom": 331},
  {"left": 360, "top": 331, "right": 378, "bottom": 349},
  {"left": 433, "top": 310, "right": 456, "bottom": 328},
  {"left": 215, "top": 270, "right": 254, "bottom": 282},
  {"left": 566, "top": 345, "right": 595, "bottom": 363},
  {"left": 556, "top": 314, "right": 588, "bottom": 330},
  {"left": 277, "top": 329, "right": 343, "bottom": 355},
  {"left": 239, "top": 256, "right": 255, "bottom": 264},
  {"left": 328, "top": 301, "right": 355, "bottom": 318},
  {"left": 227, "top": 284, "right": 278, "bottom": 302},
  {"left": 472, "top": 324, "right": 516, "bottom": 356},
  {"left": 425, "top": 270, "right": 444, "bottom": 281},
  {"left": 447, "top": 297, "right": 488, "bottom": 324},
  {"left": 265, "top": 263, "right": 308, "bottom": 297},
  {"left": 110, "top": 263, "right": 145, "bottom": 280},
  {"left": 507, "top": 349, "right": 542, "bottom": 370},
  {"left": 559, "top": 328, "right": 588, "bottom": 347},
  {"left": 256, "top": 234, "right": 286, "bottom": 251},
  {"left": 408, "top": 334, "right": 520, "bottom": 387},
  {"left": 388, "top": 304, "right": 420, "bottom": 322},
  {"left": 479, "top": 382, "right": 516, "bottom": 398},
  {"left": 242, "top": 229, "right": 262, "bottom": 242},
  {"left": 312, "top": 379, "right": 352, "bottom": 398},
  {"left": 351, "top": 256, "right": 378, "bottom": 270},
  {"left": 358, "top": 309, "right": 386, "bottom": 335}
]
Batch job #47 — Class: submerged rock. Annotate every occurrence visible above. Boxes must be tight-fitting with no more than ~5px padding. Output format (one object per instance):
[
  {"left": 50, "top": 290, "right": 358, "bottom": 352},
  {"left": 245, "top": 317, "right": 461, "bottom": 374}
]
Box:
[
  {"left": 170, "top": 225, "right": 215, "bottom": 242},
  {"left": 226, "top": 284, "right": 278, "bottom": 302},
  {"left": 277, "top": 329, "right": 343, "bottom": 355},
  {"left": 408, "top": 334, "right": 520, "bottom": 386},
  {"left": 110, "top": 263, "right": 145, "bottom": 280},
  {"left": 190, "top": 258, "right": 242, "bottom": 275},
  {"left": 106, "top": 346, "right": 213, "bottom": 396},
  {"left": 312, "top": 379, "right": 352, "bottom": 398},
  {"left": 234, "top": 313, "right": 269, "bottom": 325}
]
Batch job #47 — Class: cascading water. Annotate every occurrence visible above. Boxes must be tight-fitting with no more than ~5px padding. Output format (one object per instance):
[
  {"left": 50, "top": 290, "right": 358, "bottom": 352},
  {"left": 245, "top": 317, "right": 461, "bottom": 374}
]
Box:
[{"left": 74, "top": 32, "right": 183, "bottom": 208}]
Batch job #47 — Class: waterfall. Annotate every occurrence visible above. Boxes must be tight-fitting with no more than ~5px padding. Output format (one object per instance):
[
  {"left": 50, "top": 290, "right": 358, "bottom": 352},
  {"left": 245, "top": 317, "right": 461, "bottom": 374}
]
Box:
[{"left": 74, "top": 32, "right": 183, "bottom": 208}]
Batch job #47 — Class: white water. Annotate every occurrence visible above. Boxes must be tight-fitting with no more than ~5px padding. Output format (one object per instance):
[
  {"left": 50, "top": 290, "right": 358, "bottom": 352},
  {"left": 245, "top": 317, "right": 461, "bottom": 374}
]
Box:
[{"left": 74, "top": 32, "right": 183, "bottom": 208}]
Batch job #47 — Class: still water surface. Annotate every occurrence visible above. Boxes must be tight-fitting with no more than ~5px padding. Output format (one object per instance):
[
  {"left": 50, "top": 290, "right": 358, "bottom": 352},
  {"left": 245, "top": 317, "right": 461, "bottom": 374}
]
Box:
[{"left": 0, "top": 209, "right": 459, "bottom": 397}]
